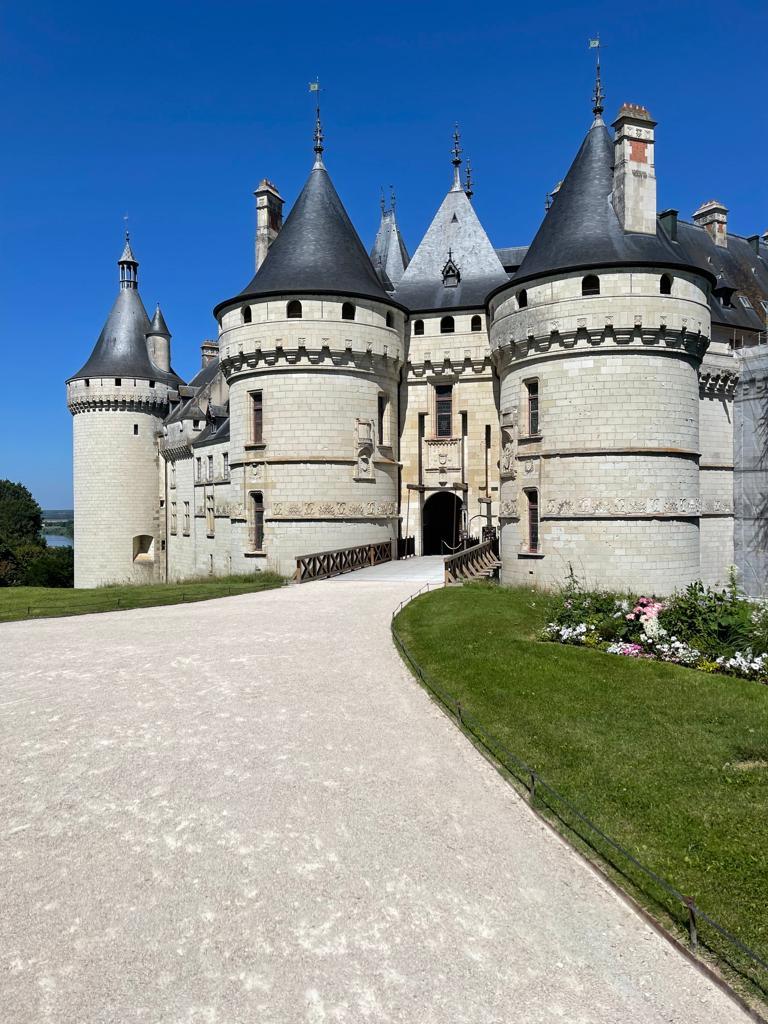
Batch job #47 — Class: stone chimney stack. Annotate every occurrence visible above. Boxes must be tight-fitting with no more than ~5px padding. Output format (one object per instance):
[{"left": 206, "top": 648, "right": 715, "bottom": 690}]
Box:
[
  {"left": 611, "top": 103, "right": 657, "bottom": 235},
  {"left": 254, "top": 179, "right": 284, "bottom": 271},
  {"left": 693, "top": 200, "right": 728, "bottom": 247},
  {"left": 201, "top": 339, "right": 219, "bottom": 368}
]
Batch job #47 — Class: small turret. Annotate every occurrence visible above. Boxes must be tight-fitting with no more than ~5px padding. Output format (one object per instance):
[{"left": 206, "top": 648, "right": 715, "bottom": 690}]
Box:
[
  {"left": 119, "top": 233, "right": 139, "bottom": 289},
  {"left": 254, "top": 179, "right": 284, "bottom": 271},
  {"left": 146, "top": 304, "right": 172, "bottom": 373}
]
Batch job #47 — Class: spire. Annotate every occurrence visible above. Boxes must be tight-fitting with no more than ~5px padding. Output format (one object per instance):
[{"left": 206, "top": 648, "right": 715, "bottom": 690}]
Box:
[
  {"left": 465, "top": 160, "right": 474, "bottom": 200},
  {"left": 311, "top": 80, "right": 324, "bottom": 168},
  {"left": 148, "top": 303, "right": 171, "bottom": 338},
  {"left": 589, "top": 37, "right": 605, "bottom": 122},
  {"left": 118, "top": 231, "right": 138, "bottom": 290},
  {"left": 370, "top": 188, "right": 410, "bottom": 290},
  {"left": 451, "top": 124, "right": 462, "bottom": 191}
]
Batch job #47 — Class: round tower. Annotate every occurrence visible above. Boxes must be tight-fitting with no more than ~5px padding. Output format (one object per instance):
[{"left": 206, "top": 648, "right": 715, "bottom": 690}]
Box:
[
  {"left": 214, "top": 119, "right": 406, "bottom": 576},
  {"left": 488, "top": 100, "right": 714, "bottom": 595},
  {"left": 66, "top": 236, "right": 181, "bottom": 588}
]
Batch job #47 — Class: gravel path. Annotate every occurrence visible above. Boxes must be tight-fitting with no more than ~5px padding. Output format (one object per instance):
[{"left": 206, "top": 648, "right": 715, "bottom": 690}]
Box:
[{"left": 0, "top": 571, "right": 751, "bottom": 1023}]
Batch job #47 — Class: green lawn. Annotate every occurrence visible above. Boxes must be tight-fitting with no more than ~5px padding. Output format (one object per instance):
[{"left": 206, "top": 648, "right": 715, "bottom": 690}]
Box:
[
  {"left": 394, "top": 583, "right": 768, "bottom": 995},
  {"left": 0, "top": 573, "right": 286, "bottom": 622}
]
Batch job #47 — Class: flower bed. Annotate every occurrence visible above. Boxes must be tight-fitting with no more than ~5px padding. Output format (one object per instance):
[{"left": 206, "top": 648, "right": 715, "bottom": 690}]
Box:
[{"left": 542, "top": 574, "right": 768, "bottom": 683}]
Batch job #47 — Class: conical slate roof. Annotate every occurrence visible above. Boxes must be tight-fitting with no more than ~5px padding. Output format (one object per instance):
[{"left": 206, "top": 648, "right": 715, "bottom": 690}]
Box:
[
  {"left": 69, "top": 280, "right": 180, "bottom": 384},
  {"left": 148, "top": 303, "right": 171, "bottom": 337},
  {"left": 370, "top": 206, "right": 410, "bottom": 290},
  {"left": 394, "top": 185, "right": 508, "bottom": 311},
  {"left": 215, "top": 162, "right": 396, "bottom": 315},
  {"left": 510, "top": 120, "right": 711, "bottom": 287}
]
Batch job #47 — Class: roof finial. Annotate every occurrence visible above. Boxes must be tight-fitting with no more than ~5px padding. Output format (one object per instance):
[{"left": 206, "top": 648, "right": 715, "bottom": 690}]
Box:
[
  {"left": 309, "top": 79, "right": 323, "bottom": 166},
  {"left": 465, "top": 160, "right": 474, "bottom": 200},
  {"left": 380, "top": 186, "right": 386, "bottom": 214},
  {"left": 588, "top": 36, "right": 605, "bottom": 120},
  {"left": 390, "top": 185, "right": 396, "bottom": 213},
  {"left": 451, "top": 123, "right": 462, "bottom": 190}
]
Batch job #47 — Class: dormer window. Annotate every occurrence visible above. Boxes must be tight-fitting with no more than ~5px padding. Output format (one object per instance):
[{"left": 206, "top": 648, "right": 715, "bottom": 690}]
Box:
[
  {"left": 441, "top": 249, "right": 461, "bottom": 288},
  {"left": 715, "top": 285, "right": 735, "bottom": 309},
  {"left": 739, "top": 295, "right": 753, "bottom": 309}
]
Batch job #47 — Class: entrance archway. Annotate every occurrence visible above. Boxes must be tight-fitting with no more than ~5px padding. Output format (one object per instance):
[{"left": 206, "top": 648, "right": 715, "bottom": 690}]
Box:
[{"left": 422, "top": 490, "right": 463, "bottom": 555}]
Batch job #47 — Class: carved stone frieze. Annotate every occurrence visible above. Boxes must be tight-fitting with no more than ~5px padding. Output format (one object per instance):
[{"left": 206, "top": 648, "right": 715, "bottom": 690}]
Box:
[{"left": 271, "top": 500, "right": 397, "bottom": 519}]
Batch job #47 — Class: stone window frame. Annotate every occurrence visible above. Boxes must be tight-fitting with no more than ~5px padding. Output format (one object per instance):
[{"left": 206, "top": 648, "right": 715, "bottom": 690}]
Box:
[
  {"left": 170, "top": 501, "right": 177, "bottom": 536},
  {"left": 206, "top": 493, "right": 215, "bottom": 538},
  {"left": 521, "top": 376, "right": 542, "bottom": 440},
  {"left": 432, "top": 381, "right": 454, "bottom": 439},
  {"left": 523, "top": 488, "right": 540, "bottom": 554},
  {"left": 247, "top": 390, "right": 265, "bottom": 448},
  {"left": 249, "top": 490, "right": 265, "bottom": 553},
  {"left": 183, "top": 501, "right": 191, "bottom": 536},
  {"left": 377, "top": 391, "right": 391, "bottom": 450}
]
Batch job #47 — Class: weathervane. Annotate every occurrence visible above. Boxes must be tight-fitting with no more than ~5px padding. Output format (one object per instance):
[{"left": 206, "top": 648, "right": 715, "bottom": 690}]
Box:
[
  {"left": 588, "top": 36, "right": 605, "bottom": 118},
  {"left": 309, "top": 79, "right": 323, "bottom": 160}
]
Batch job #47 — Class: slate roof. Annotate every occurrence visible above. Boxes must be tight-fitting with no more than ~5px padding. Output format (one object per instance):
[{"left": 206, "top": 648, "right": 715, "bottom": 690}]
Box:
[
  {"left": 370, "top": 207, "right": 410, "bottom": 290},
  {"left": 394, "top": 185, "right": 509, "bottom": 312},
  {"left": 69, "top": 286, "right": 181, "bottom": 384},
  {"left": 508, "top": 119, "right": 714, "bottom": 290},
  {"left": 193, "top": 415, "right": 230, "bottom": 448},
  {"left": 148, "top": 303, "right": 171, "bottom": 337},
  {"left": 496, "top": 246, "right": 529, "bottom": 272},
  {"left": 214, "top": 161, "right": 397, "bottom": 316},
  {"left": 675, "top": 222, "right": 767, "bottom": 332}
]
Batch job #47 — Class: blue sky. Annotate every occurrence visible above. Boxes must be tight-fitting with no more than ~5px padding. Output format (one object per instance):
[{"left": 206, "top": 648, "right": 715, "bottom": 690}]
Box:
[{"left": 3, "top": 0, "right": 766, "bottom": 507}]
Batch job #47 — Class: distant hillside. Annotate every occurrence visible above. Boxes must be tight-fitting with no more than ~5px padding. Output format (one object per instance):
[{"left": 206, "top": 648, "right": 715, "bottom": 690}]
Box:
[{"left": 42, "top": 509, "right": 74, "bottom": 521}]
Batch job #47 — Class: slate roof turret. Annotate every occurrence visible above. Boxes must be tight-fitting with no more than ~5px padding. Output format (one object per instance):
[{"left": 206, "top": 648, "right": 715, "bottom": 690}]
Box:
[
  {"left": 505, "top": 120, "right": 715, "bottom": 291},
  {"left": 214, "top": 150, "right": 397, "bottom": 316},
  {"left": 370, "top": 194, "right": 410, "bottom": 290}
]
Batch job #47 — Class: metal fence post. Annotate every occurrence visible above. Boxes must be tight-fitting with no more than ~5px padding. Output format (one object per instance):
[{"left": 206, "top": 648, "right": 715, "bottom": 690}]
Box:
[{"left": 684, "top": 896, "right": 698, "bottom": 952}]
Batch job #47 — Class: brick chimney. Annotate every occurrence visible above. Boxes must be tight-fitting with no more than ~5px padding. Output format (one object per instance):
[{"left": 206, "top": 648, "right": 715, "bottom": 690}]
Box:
[
  {"left": 254, "top": 179, "right": 284, "bottom": 271},
  {"left": 693, "top": 200, "right": 728, "bottom": 247},
  {"left": 201, "top": 339, "right": 219, "bottom": 368},
  {"left": 611, "top": 103, "right": 657, "bottom": 235}
]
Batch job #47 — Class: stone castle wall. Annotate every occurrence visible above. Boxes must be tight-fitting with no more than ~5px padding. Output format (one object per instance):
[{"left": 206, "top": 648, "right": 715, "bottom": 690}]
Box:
[
  {"left": 489, "top": 268, "right": 711, "bottom": 594},
  {"left": 217, "top": 294, "right": 403, "bottom": 576},
  {"left": 734, "top": 346, "right": 768, "bottom": 596},
  {"left": 68, "top": 377, "right": 168, "bottom": 588}
]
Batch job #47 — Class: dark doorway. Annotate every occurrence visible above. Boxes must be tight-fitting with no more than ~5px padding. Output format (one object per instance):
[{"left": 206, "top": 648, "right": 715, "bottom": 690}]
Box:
[{"left": 422, "top": 490, "right": 463, "bottom": 555}]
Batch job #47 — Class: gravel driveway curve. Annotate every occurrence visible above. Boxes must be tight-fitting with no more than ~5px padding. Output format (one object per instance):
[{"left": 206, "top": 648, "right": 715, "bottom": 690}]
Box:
[{"left": 0, "top": 572, "right": 752, "bottom": 1023}]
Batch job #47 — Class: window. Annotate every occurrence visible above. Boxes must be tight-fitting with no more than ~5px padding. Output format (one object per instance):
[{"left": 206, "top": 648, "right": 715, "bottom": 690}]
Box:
[
  {"left": 132, "top": 534, "right": 154, "bottom": 563},
  {"left": 196, "top": 457, "right": 202, "bottom": 482},
  {"left": 739, "top": 295, "right": 753, "bottom": 309},
  {"left": 206, "top": 493, "right": 215, "bottom": 536},
  {"left": 517, "top": 289, "right": 527, "bottom": 309},
  {"left": 435, "top": 384, "right": 453, "bottom": 438},
  {"left": 193, "top": 420, "right": 200, "bottom": 429},
  {"left": 525, "top": 490, "right": 540, "bottom": 553},
  {"left": 660, "top": 274, "right": 672, "bottom": 295},
  {"left": 761, "top": 300, "right": 768, "bottom": 314},
  {"left": 251, "top": 491, "right": 264, "bottom": 550},
  {"left": 250, "top": 391, "right": 263, "bottom": 443},
  {"left": 413, "top": 319, "right": 424, "bottom": 336},
  {"left": 241, "top": 305, "right": 252, "bottom": 324},
  {"left": 115, "top": 378, "right": 122, "bottom": 386},
  {"left": 133, "top": 424, "right": 139, "bottom": 436},
  {"left": 170, "top": 502, "right": 177, "bottom": 535},
  {"left": 183, "top": 501, "right": 190, "bottom": 535},
  {"left": 386, "top": 311, "right": 394, "bottom": 328},
  {"left": 223, "top": 452, "right": 229, "bottom": 480},
  {"left": 525, "top": 380, "right": 540, "bottom": 435},
  {"left": 440, "top": 316, "right": 454, "bottom": 334},
  {"left": 582, "top": 275, "right": 600, "bottom": 296},
  {"left": 170, "top": 462, "right": 176, "bottom": 488},
  {"left": 84, "top": 379, "right": 90, "bottom": 387},
  {"left": 341, "top": 302, "right": 356, "bottom": 321},
  {"left": 207, "top": 455, "right": 213, "bottom": 481},
  {"left": 377, "top": 393, "right": 388, "bottom": 446},
  {"left": 287, "top": 299, "right": 302, "bottom": 319},
  {"left": 149, "top": 380, "right": 155, "bottom": 389},
  {"left": 471, "top": 314, "right": 482, "bottom": 332}
]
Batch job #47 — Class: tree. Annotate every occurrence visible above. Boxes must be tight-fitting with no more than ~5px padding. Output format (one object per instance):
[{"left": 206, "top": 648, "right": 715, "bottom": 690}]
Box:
[{"left": 0, "top": 480, "right": 43, "bottom": 547}]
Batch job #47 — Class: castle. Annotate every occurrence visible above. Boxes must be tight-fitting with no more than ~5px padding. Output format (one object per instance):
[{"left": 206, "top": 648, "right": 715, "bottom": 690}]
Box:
[{"left": 67, "top": 83, "right": 768, "bottom": 596}]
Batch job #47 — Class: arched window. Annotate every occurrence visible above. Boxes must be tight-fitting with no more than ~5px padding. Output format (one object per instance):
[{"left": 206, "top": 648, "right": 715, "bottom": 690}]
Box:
[
  {"left": 440, "top": 316, "right": 455, "bottom": 334},
  {"left": 517, "top": 289, "right": 527, "bottom": 309},
  {"left": 660, "top": 274, "right": 672, "bottom": 295},
  {"left": 413, "top": 319, "right": 424, "bottom": 336},
  {"left": 241, "top": 305, "right": 252, "bottom": 324},
  {"left": 286, "top": 299, "right": 302, "bottom": 319},
  {"left": 341, "top": 302, "right": 356, "bottom": 321},
  {"left": 471, "top": 314, "right": 482, "bottom": 332},
  {"left": 582, "top": 275, "right": 600, "bottom": 296},
  {"left": 385, "top": 311, "right": 394, "bottom": 328}
]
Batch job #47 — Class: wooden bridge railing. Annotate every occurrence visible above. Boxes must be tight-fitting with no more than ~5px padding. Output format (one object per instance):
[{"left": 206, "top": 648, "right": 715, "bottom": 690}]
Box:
[
  {"left": 294, "top": 540, "right": 394, "bottom": 583},
  {"left": 444, "top": 538, "right": 501, "bottom": 585}
]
